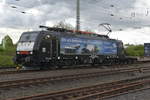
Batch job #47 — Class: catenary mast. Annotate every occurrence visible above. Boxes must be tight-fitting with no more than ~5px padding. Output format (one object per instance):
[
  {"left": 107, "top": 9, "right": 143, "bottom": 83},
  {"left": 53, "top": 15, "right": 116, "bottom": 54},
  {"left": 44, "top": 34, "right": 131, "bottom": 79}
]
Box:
[{"left": 76, "top": 0, "right": 80, "bottom": 32}]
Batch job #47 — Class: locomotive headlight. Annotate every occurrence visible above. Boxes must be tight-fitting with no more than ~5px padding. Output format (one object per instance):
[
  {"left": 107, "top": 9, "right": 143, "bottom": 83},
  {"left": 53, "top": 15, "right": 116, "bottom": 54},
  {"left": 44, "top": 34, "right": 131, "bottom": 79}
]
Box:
[
  {"left": 30, "top": 51, "right": 33, "bottom": 54},
  {"left": 45, "top": 35, "right": 51, "bottom": 39},
  {"left": 17, "top": 52, "right": 20, "bottom": 54},
  {"left": 58, "top": 57, "right": 60, "bottom": 59},
  {"left": 75, "top": 56, "right": 78, "bottom": 59}
]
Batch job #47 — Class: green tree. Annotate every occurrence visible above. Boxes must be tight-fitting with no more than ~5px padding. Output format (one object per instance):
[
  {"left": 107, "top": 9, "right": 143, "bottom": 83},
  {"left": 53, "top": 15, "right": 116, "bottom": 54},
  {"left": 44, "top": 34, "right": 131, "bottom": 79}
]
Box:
[
  {"left": 125, "top": 44, "right": 144, "bottom": 56},
  {"left": 2, "top": 35, "right": 13, "bottom": 49},
  {"left": 53, "top": 21, "right": 74, "bottom": 30}
]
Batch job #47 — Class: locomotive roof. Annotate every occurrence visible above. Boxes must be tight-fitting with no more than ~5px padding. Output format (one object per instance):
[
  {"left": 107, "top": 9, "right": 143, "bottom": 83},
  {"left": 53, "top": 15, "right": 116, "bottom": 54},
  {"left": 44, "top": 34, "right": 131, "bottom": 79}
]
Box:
[
  {"left": 21, "top": 31, "right": 118, "bottom": 43},
  {"left": 39, "top": 25, "right": 109, "bottom": 39},
  {"left": 22, "top": 26, "right": 120, "bottom": 42},
  {"left": 38, "top": 30, "right": 121, "bottom": 43}
]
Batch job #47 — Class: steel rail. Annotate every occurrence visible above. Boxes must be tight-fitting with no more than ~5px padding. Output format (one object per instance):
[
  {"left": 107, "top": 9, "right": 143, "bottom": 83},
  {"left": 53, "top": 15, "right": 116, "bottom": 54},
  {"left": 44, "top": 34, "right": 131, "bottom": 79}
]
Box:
[
  {"left": 11, "top": 75, "right": 150, "bottom": 100},
  {"left": 0, "top": 60, "right": 149, "bottom": 76},
  {"left": 0, "top": 60, "right": 149, "bottom": 75},
  {"left": 0, "top": 63, "right": 148, "bottom": 76},
  {"left": 101, "top": 86, "right": 150, "bottom": 100},
  {"left": 74, "top": 80, "right": 150, "bottom": 100},
  {"left": 0, "top": 66, "right": 148, "bottom": 89}
]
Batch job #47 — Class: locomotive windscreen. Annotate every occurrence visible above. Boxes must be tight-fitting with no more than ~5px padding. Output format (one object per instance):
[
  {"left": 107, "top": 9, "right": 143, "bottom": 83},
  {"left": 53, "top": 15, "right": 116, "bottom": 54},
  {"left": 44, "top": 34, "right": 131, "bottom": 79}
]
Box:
[
  {"left": 17, "top": 32, "right": 39, "bottom": 51},
  {"left": 19, "top": 32, "right": 39, "bottom": 42}
]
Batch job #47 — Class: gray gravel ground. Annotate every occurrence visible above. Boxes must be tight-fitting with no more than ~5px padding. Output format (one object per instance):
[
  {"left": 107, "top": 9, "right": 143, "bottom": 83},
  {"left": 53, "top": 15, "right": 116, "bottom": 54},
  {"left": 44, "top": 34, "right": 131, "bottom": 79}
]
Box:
[
  {"left": 0, "top": 68, "right": 16, "bottom": 73},
  {"left": 0, "top": 63, "right": 150, "bottom": 82},
  {"left": 0, "top": 67, "right": 118, "bottom": 82},
  {"left": 1, "top": 70, "right": 150, "bottom": 99},
  {"left": 105, "top": 87, "right": 150, "bottom": 100},
  {"left": 0, "top": 63, "right": 150, "bottom": 99}
]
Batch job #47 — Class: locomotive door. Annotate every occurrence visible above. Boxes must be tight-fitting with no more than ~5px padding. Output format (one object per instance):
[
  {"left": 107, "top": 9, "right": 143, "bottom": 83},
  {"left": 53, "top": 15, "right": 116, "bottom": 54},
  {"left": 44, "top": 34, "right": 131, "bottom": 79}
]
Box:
[
  {"left": 51, "top": 39, "right": 57, "bottom": 58},
  {"left": 40, "top": 37, "right": 52, "bottom": 58}
]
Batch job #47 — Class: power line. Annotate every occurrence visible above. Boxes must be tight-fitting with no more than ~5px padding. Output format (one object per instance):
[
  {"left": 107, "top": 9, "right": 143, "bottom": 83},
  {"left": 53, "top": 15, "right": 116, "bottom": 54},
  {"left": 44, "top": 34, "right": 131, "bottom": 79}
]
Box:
[{"left": 2, "top": 0, "right": 150, "bottom": 31}]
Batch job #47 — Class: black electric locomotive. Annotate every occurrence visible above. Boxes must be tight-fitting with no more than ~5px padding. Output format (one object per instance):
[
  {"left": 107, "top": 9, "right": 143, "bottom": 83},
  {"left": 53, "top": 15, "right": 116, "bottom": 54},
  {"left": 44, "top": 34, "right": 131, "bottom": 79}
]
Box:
[{"left": 14, "top": 26, "right": 136, "bottom": 69}]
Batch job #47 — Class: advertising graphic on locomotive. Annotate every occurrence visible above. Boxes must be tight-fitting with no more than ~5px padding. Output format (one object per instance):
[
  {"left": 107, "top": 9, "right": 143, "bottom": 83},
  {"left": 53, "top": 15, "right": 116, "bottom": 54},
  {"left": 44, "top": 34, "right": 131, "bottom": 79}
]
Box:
[
  {"left": 14, "top": 26, "right": 137, "bottom": 69},
  {"left": 60, "top": 37, "right": 117, "bottom": 55}
]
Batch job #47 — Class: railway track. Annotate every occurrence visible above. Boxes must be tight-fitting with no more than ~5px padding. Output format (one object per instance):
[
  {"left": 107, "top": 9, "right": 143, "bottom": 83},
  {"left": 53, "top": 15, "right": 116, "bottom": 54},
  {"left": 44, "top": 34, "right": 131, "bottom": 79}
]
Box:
[
  {"left": 11, "top": 75, "right": 150, "bottom": 100},
  {"left": 0, "top": 67, "right": 16, "bottom": 73},
  {"left": 0, "top": 61, "right": 149, "bottom": 76},
  {"left": 0, "top": 62, "right": 150, "bottom": 100},
  {"left": 0, "top": 70, "right": 39, "bottom": 75},
  {"left": 0, "top": 67, "right": 16, "bottom": 69},
  {"left": 1, "top": 63, "right": 150, "bottom": 85},
  {"left": 0, "top": 66, "right": 150, "bottom": 90},
  {"left": 101, "top": 85, "right": 150, "bottom": 100}
]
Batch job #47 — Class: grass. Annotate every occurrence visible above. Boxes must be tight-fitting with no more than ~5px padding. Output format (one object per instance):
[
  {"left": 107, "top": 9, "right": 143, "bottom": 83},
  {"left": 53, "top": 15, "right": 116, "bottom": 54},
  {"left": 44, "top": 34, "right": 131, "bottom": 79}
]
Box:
[
  {"left": 0, "top": 46, "right": 3, "bottom": 52},
  {"left": 0, "top": 46, "right": 16, "bottom": 67},
  {"left": 0, "top": 55, "right": 15, "bottom": 67}
]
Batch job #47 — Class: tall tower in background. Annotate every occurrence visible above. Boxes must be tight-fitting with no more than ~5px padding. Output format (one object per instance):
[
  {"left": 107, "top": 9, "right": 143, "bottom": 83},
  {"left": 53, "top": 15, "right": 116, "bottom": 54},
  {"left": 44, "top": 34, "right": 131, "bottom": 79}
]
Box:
[{"left": 76, "top": 0, "right": 80, "bottom": 31}]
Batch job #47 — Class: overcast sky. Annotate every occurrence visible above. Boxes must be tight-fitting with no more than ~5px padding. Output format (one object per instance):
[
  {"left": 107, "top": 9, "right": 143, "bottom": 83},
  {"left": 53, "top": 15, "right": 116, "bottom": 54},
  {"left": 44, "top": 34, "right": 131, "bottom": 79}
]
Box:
[{"left": 0, "top": 0, "right": 150, "bottom": 44}]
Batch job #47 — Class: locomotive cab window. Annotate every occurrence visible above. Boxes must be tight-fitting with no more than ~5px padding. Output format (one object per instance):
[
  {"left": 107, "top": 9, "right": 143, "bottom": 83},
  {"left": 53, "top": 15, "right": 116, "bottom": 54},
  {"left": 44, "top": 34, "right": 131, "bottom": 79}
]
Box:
[{"left": 19, "top": 32, "right": 39, "bottom": 42}]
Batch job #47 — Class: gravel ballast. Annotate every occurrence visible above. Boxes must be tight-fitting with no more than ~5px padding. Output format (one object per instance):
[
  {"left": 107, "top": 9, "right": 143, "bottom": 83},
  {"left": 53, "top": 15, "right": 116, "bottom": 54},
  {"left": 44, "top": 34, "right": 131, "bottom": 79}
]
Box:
[{"left": 1, "top": 63, "right": 150, "bottom": 99}]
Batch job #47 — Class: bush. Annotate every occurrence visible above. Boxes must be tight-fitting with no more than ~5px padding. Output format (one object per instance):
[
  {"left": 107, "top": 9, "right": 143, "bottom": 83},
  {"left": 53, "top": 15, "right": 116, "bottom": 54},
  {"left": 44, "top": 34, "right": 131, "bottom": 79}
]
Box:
[
  {"left": 0, "top": 35, "right": 16, "bottom": 67},
  {"left": 125, "top": 44, "right": 144, "bottom": 56},
  {"left": 0, "top": 55, "right": 15, "bottom": 67},
  {"left": 0, "top": 46, "right": 16, "bottom": 67},
  {"left": 0, "top": 46, "right": 3, "bottom": 52}
]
